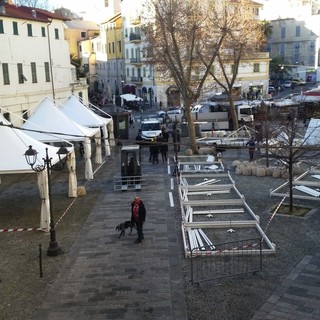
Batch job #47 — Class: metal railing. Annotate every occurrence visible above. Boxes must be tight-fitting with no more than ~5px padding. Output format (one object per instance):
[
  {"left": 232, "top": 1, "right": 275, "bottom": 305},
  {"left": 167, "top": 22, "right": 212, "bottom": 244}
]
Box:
[
  {"left": 190, "top": 237, "right": 262, "bottom": 285},
  {"left": 114, "top": 175, "right": 148, "bottom": 191}
]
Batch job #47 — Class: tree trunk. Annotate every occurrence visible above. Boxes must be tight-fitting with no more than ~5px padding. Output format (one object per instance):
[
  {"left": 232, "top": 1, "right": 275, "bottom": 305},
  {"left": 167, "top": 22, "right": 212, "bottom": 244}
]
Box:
[
  {"left": 228, "top": 98, "right": 239, "bottom": 131},
  {"left": 186, "top": 106, "right": 198, "bottom": 154},
  {"left": 288, "top": 158, "right": 293, "bottom": 213}
]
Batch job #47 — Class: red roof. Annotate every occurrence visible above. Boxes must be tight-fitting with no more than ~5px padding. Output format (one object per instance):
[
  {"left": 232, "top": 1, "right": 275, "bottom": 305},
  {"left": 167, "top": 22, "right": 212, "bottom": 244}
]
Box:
[{"left": 0, "top": 3, "right": 69, "bottom": 22}]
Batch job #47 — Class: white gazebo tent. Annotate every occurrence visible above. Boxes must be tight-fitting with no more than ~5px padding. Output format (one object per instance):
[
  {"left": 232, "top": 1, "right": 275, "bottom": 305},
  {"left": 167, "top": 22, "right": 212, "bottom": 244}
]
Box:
[
  {"left": 304, "top": 118, "right": 320, "bottom": 145},
  {"left": 0, "top": 114, "right": 73, "bottom": 231},
  {"left": 59, "top": 95, "right": 113, "bottom": 160},
  {"left": 21, "top": 97, "right": 100, "bottom": 181}
]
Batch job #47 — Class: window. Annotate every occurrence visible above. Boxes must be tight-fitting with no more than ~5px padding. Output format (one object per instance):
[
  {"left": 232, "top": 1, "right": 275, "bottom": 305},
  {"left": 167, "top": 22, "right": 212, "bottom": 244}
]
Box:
[
  {"left": 41, "top": 26, "right": 46, "bottom": 37},
  {"left": 45, "top": 62, "right": 50, "bottom": 81},
  {"left": 31, "top": 62, "right": 37, "bottom": 83},
  {"left": 54, "top": 28, "right": 59, "bottom": 39},
  {"left": 253, "top": 63, "right": 260, "bottom": 73},
  {"left": 295, "top": 26, "right": 300, "bottom": 37},
  {"left": 17, "top": 63, "right": 26, "bottom": 83},
  {"left": 126, "top": 67, "right": 129, "bottom": 76},
  {"left": 280, "top": 27, "right": 286, "bottom": 39},
  {"left": 309, "top": 55, "right": 315, "bottom": 65},
  {"left": 231, "top": 64, "right": 235, "bottom": 74},
  {"left": 2, "top": 63, "right": 10, "bottom": 85},
  {"left": 118, "top": 40, "right": 121, "bottom": 53},
  {"left": 104, "top": 0, "right": 109, "bottom": 6},
  {"left": 0, "top": 19, "right": 4, "bottom": 33},
  {"left": 279, "top": 43, "right": 285, "bottom": 56},
  {"left": 27, "top": 23, "right": 33, "bottom": 36},
  {"left": 108, "top": 43, "right": 111, "bottom": 53},
  {"left": 13, "top": 21, "right": 18, "bottom": 35},
  {"left": 310, "top": 41, "right": 315, "bottom": 51},
  {"left": 112, "top": 42, "right": 115, "bottom": 53},
  {"left": 81, "top": 31, "right": 86, "bottom": 38}
]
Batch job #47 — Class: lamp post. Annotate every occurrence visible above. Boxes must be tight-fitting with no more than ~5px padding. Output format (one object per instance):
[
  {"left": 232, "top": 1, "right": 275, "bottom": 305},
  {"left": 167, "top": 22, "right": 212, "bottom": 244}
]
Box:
[{"left": 24, "top": 145, "right": 68, "bottom": 256}]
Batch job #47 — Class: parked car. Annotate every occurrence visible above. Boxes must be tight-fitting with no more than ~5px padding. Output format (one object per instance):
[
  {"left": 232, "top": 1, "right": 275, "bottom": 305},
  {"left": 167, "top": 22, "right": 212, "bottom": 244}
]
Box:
[
  {"left": 291, "top": 78, "right": 306, "bottom": 86},
  {"left": 268, "top": 86, "right": 276, "bottom": 94},
  {"left": 282, "top": 80, "right": 292, "bottom": 88}
]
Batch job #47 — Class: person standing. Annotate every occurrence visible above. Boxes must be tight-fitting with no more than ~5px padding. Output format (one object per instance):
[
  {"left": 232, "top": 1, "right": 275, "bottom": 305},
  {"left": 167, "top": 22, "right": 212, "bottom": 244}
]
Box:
[
  {"left": 131, "top": 196, "right": 146, "bottom": 243},
  {"left": 246, "top": 137, "right": 256, "bottom": 161}
]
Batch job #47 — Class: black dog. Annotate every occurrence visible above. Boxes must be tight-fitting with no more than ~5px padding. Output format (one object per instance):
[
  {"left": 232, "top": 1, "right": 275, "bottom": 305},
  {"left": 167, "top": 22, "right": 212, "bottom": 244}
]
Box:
[{"left": 115, "top": 220, "right": 136, "bottom": 238}]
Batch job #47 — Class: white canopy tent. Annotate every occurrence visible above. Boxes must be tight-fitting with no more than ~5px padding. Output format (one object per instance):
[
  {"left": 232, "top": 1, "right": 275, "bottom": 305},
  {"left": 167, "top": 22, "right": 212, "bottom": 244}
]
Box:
[
  {"left": 59, "top": 95, "right": 113, "bottom": 158},
  {"left": 21, "top": 97, "right": 99, "bottom": 180},
  {"left": 304, "top": 118, "right": 320, "bottom": 145},
  {"left": 0, "top": 114, "right": 73, "bottom": 230}
]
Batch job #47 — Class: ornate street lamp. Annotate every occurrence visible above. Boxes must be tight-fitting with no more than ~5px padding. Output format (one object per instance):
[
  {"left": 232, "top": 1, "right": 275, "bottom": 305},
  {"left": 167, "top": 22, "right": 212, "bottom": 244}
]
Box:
[{"left": 24, "top": 145, "right": 68, "bottom": 256}]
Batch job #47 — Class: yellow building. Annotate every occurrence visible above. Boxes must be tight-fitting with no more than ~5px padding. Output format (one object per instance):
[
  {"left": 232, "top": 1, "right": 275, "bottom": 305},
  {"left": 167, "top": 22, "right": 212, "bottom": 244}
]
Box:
[
  {"left": 64, "top": 19, "right": 100, "bottom": 59},
  {"left": 98, "top": 12, "right": 125, "bottom": 97}
]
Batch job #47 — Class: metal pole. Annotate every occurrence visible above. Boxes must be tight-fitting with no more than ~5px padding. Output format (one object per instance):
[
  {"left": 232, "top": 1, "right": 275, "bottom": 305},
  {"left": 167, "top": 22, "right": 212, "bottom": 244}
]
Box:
[
  {"left": 47, "top": 21, "right": 55, "bottom": 101},
  {"left": 45, "top": 148, "right": 62, "bottom": 256},
  {"left": 39, "top": 244, "right": 43, "bottom": 278}
]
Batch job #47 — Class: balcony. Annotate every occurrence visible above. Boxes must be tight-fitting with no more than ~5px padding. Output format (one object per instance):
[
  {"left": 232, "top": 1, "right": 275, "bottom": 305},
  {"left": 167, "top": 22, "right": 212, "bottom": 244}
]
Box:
[
  {"left": 131, "top": 77, "right": 143, "bottom": 84},
  {"left": 130, "top": 58, "right": 142, "bottom": 66},
  {"left": 129, "top": 33, "right": 141, "bottom": 43},
  {"left": 130, "top": 16, "right": 141, "bottom": 25}
]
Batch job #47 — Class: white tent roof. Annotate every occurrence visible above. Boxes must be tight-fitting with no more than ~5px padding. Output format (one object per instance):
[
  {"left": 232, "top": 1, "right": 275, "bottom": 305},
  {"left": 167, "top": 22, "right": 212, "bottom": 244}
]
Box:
[
  {"left": 304, "top": 118, "right": 320, "bottom": 145},
  {"left": 21, "top": 97, "right": 99, "bottom": 142},
  {"left": 60, "top": 95, "right": 112, "bottom": 126},
  {"left": 0, "top": 114, "right": 72, "bottom": 174}
]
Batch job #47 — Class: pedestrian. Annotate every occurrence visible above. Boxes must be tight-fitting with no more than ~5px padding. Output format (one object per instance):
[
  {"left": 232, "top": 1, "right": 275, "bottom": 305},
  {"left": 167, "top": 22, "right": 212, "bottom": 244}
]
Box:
[
  {"left": 131, "top": 196, "right": 146, "bottom": 243},
  {"left": 157, "top": 133, "right": 167, "bottom": 164},
  {"left": 79, "top": 142, "right": 84, "bottom": 156},
  {"left": 129, "top": 115, "right": 134, "bottom": 128},
  {"left": 246, "top": 137, "right": 256, "bottom": 161},
  {"left": 173, "top": 129, "right": 181, "bottom": 152},
  {"left": 150, "top": 138, "right": 159, "bottom": 164}
]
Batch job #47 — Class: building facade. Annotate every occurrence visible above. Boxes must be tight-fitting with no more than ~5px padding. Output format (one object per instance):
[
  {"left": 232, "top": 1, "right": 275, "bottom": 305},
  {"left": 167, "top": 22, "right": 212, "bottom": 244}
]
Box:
[
  {"left": 0, "top": 2, "right": 88, "bottom": 125},
  {"left": 261, "top": 0, "right": 320, "bottom": 81}
]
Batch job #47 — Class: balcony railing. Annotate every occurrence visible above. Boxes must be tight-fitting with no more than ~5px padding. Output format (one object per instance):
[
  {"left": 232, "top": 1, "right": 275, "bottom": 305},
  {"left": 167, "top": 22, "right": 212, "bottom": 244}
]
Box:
[
  {"left": 131, "top": 77, "right": 143, "bottom": 84},
  {"left": 129, "top": 33, "right": 141, "bottom": 42},
  {"left": 130, "top": 58, "right": 142, "bottom": 65}
]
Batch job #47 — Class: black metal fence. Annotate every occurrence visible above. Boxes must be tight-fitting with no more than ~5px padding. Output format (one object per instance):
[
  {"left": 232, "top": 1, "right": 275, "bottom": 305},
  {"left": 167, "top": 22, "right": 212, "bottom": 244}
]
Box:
[{"left": 190, "top": 237, "right": 262, "bottom": 285}]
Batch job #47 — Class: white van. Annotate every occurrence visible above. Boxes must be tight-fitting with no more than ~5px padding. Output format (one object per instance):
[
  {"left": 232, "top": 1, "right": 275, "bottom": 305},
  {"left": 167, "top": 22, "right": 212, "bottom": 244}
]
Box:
[{"left": 140, "top": 119, "right": 162, "bottom": 140}]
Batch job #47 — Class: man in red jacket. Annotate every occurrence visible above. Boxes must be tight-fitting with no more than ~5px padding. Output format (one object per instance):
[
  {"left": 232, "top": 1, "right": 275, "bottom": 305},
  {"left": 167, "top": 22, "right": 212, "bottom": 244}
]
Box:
[{"left": 131, "top": 196, "right": 146, "bottom": 243}]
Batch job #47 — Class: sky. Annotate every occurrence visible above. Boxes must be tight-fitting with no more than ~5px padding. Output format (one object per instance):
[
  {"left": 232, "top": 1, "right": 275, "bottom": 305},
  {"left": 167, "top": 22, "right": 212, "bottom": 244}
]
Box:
[{"left": 48, "top": 0, "right": 99, "bottom": 20}]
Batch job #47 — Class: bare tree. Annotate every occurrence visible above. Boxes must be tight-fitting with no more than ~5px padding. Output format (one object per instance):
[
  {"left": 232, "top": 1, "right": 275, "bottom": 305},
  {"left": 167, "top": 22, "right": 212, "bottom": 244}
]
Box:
[
  {"left": 14, "top": 0, "right": 48, "bottom": 9},
  {"left": 205, "top": 0, "right": 264, "bottom": 130},
  {"left": 142, "top": 0, "right": 233, "bottom": 153},
  {"left": 268, "top": 117, "right": 320, "bottom": 212}
]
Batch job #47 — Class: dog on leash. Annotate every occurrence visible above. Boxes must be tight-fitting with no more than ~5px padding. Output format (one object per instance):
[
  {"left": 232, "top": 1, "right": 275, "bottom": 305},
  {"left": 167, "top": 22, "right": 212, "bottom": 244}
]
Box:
[{"left": 115, "top": 220, "right": 136, "bottom": 238}]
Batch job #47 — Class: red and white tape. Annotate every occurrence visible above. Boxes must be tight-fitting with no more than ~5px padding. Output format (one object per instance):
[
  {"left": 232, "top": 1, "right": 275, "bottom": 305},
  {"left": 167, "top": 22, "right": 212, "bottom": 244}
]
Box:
[{"left": 0, "top": 227, "right": 47, "bottom": 233}]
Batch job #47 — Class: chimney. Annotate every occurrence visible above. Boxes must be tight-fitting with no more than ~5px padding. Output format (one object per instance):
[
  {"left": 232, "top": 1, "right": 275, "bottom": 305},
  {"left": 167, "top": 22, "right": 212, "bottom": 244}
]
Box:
[
  {"left": 32, "top": 9, "right": 37, "bottom": 18},
  {"left": 0, "top": 0, "right": 6, "bottom": 15}
]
